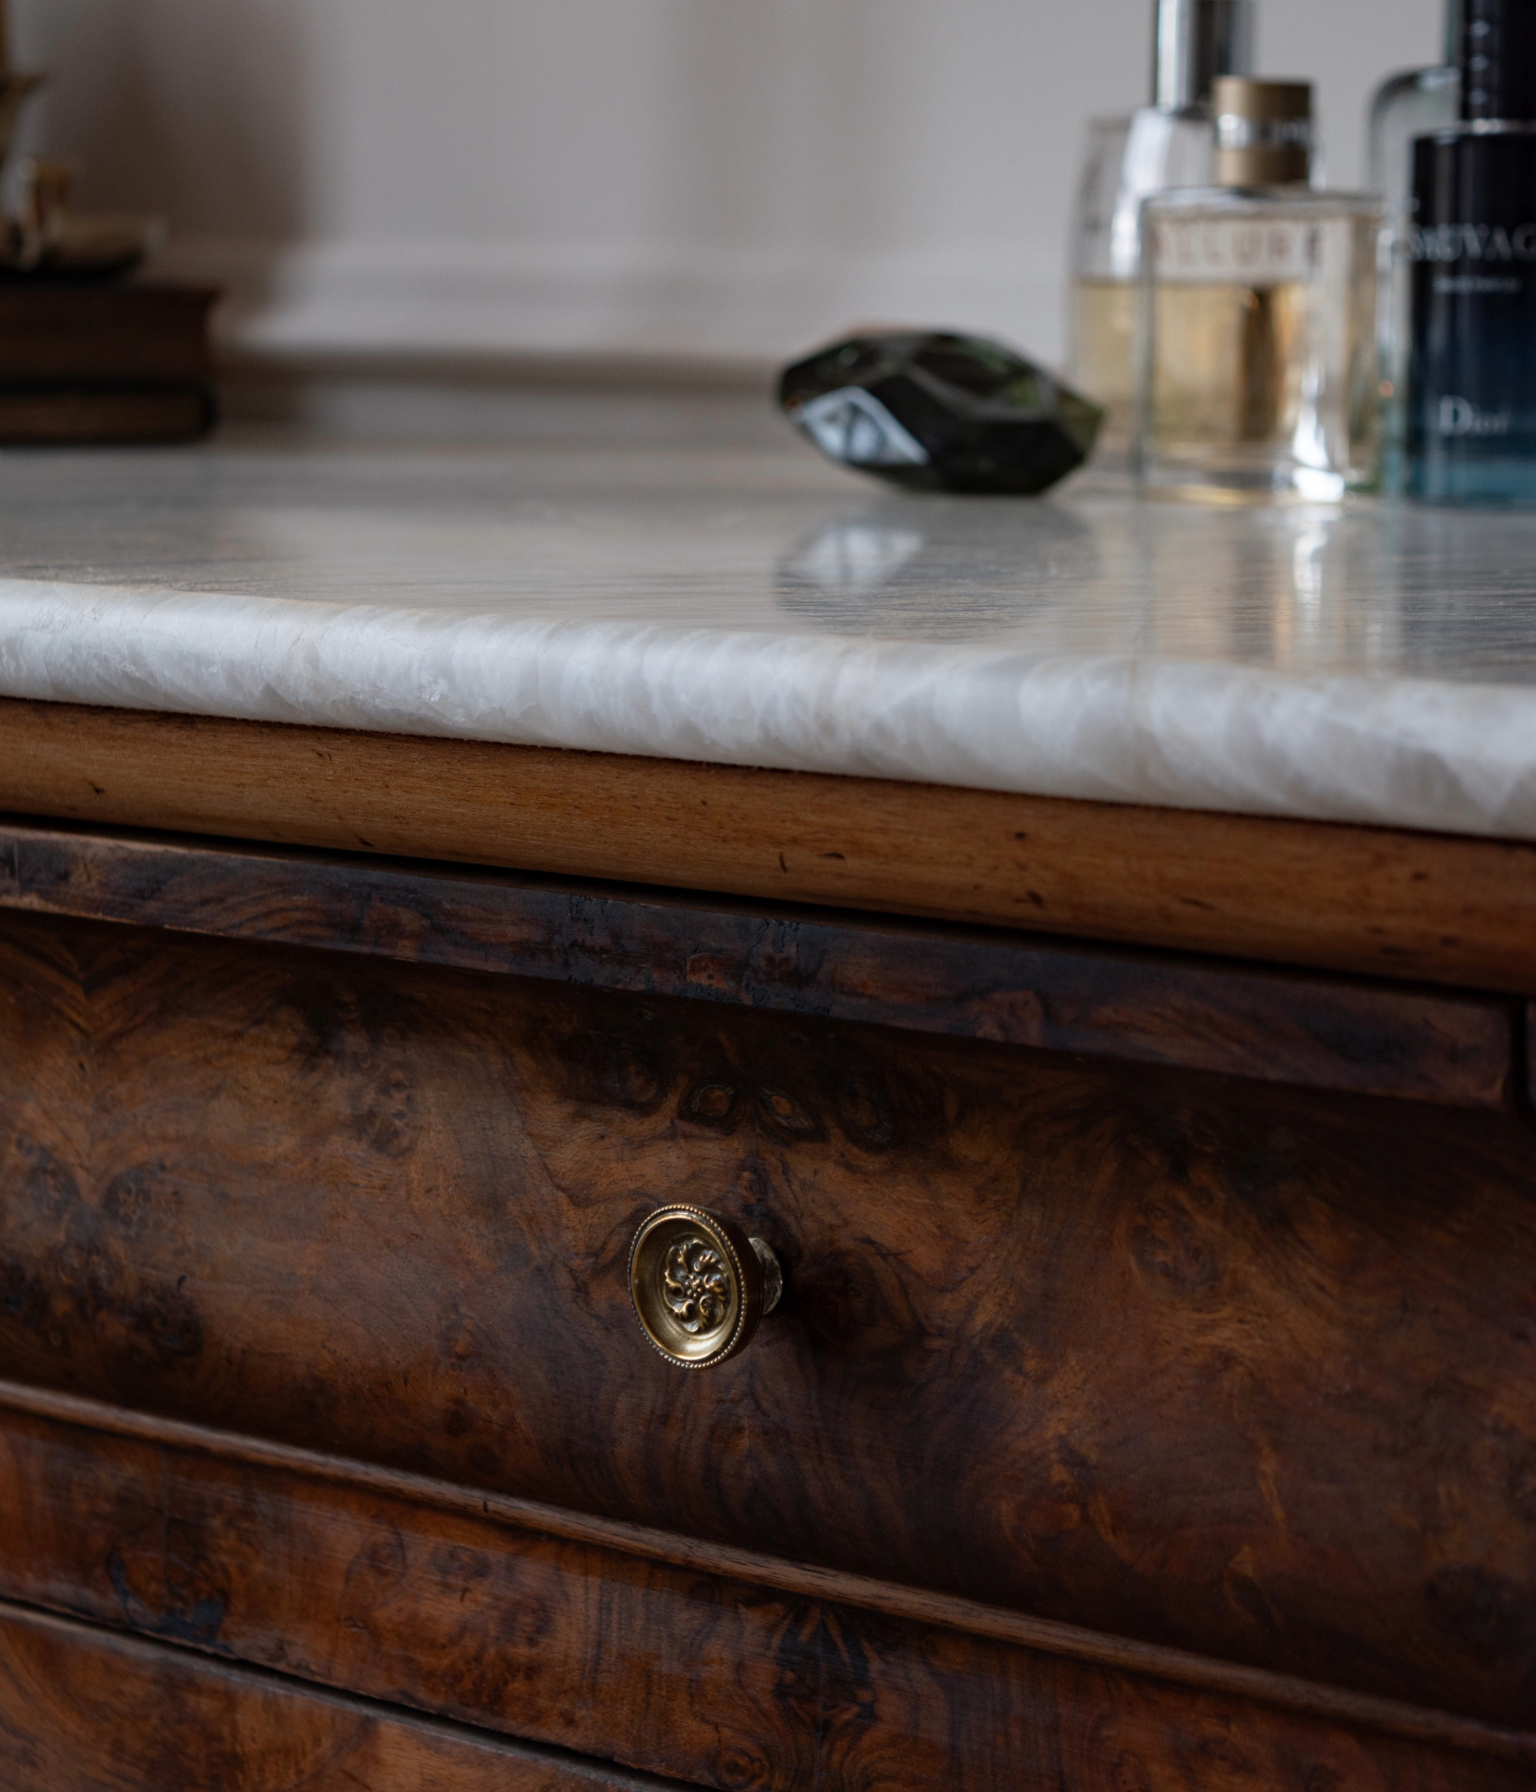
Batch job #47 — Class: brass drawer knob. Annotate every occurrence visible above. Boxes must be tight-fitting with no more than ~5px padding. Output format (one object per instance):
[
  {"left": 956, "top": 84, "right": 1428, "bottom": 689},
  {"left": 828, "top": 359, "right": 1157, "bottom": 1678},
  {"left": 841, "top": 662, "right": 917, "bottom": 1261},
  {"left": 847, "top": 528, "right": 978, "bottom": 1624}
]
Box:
[{"left": 628, "top": 1205, "right": 783, "bottom": 1370}]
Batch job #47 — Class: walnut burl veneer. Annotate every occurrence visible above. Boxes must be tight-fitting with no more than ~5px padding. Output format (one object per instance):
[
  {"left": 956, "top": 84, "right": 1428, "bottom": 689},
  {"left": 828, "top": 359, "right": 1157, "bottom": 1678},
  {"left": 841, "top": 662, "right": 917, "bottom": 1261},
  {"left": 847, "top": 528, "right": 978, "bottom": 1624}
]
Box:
[
  {"left": 0, "top": 1598, "right": 689, "bottom": 1792},
  {"left": 0, "top": 1391, "right": 1529, "bottom": 1792}
]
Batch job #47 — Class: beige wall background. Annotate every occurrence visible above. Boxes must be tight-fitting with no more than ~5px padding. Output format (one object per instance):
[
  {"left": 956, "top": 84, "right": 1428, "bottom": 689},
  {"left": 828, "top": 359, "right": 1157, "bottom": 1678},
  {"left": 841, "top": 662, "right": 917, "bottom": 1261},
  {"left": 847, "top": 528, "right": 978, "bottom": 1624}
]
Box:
[{"left": 12, "top": 0, "right": 1445, "bottom": 366}]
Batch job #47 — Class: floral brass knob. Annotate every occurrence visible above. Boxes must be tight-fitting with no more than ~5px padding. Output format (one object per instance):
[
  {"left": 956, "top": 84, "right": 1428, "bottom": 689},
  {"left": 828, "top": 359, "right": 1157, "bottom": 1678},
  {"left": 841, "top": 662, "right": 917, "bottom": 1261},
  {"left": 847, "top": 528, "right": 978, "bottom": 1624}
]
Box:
[{"left": 628, "top": 1205, "right": 783, "bottom": 1370}]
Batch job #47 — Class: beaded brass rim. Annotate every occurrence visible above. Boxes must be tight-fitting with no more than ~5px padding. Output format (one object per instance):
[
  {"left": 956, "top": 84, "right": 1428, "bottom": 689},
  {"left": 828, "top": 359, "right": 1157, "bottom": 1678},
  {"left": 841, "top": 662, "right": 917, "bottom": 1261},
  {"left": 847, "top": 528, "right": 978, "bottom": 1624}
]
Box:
[{"left": 628, "top": 1204, "right": 782, "bottom": 1370}]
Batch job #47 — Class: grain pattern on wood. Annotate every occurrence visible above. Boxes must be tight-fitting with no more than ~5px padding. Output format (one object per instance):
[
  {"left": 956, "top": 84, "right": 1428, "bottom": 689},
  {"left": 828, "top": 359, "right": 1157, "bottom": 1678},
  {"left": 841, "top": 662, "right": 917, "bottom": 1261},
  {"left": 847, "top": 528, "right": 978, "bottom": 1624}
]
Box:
[
  {"left": 0, "top": 1407, "right": 1529, "bottom": 1792},
  {"left": 5, "top": 697, "right": 1536, "bottom": 992},
  {"left": 3, "top": 910, "right": 1536, "bottom": 1723},
  {"left": 0, "top": 1597, "right": 689, "bottom": 1792},
  {"left": 0, "top": 819, "right": 1515, "bottom": 1107},
  {"left": 0, "top": 1373, "right": 1511, "bottom": 1753}
]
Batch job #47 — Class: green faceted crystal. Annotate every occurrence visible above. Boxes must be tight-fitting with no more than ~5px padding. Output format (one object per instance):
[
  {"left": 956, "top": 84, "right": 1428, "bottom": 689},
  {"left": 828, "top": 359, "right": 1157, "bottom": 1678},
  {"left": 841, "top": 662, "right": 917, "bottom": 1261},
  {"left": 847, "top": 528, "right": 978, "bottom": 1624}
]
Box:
[{"left": 779, "top": 331, "right": 1103, "bottom": 495}]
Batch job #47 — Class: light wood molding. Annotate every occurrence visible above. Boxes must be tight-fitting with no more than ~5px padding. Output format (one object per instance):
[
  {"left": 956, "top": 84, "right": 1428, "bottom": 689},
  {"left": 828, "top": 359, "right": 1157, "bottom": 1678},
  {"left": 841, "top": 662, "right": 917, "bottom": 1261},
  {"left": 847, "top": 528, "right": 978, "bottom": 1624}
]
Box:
[{"left": 2, "top": 697, "right": 1534, "bottom": 992}]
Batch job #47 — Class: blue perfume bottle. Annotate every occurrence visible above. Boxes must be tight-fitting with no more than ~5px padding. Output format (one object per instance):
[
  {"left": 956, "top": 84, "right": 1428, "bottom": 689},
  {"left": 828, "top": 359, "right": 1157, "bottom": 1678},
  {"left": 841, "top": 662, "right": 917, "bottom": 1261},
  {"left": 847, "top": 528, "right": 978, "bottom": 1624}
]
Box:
[
  {"left": 1368, "top": 0, "right": 1461, "bottom": 487},
  {"left": 1407, "top": 0, "right": 1536, "bottom": 504}
]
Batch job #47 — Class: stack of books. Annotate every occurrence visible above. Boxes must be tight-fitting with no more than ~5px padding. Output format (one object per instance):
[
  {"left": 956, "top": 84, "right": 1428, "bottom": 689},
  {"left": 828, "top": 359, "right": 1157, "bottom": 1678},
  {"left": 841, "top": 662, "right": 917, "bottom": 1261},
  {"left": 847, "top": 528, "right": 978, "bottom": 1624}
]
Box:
[{"left": 0, "top": 281, "right": 218, "bottom": 444}]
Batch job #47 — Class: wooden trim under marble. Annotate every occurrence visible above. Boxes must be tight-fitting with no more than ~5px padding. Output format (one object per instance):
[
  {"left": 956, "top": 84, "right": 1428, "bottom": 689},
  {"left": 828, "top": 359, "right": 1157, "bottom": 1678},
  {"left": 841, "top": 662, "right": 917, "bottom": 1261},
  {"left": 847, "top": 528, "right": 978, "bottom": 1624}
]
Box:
[
  {"left": 0, "top": 819, "right": 1516, "bottom": 1108},
  {"left": 2, "top": 697, "right": 1536, "bottom": 993}
]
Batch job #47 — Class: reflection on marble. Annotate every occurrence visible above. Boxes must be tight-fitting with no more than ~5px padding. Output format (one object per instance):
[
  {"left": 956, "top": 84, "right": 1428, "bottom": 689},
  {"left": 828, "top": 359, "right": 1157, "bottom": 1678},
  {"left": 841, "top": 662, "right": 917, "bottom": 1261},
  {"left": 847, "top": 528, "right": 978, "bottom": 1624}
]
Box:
[{"left": 4, "top": 444, "right": 1536, "bottom": 838}]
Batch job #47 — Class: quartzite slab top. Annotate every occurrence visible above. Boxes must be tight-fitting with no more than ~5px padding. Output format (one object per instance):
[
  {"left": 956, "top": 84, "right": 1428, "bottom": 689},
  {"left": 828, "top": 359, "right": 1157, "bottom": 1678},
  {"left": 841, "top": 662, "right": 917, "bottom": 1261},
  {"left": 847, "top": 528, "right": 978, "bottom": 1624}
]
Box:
[{"left": 4, "top": 440, "right": 1536, "bottom": 840}]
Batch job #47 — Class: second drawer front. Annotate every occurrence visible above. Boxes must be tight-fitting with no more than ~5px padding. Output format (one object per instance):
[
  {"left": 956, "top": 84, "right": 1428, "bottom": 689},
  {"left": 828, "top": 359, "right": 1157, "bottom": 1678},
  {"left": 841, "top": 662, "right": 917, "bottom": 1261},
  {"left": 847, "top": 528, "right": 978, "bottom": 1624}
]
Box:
[{"left": 0, "top": 1403, "right": 1526, "bottom": 1792}]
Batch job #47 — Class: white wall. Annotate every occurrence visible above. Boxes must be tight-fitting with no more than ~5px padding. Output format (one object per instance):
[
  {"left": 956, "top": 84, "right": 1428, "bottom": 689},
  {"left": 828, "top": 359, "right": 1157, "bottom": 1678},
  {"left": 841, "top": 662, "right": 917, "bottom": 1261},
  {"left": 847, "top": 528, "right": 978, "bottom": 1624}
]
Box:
[{"left": 12, "top": 0, "right": 1445, "bottom": 367}]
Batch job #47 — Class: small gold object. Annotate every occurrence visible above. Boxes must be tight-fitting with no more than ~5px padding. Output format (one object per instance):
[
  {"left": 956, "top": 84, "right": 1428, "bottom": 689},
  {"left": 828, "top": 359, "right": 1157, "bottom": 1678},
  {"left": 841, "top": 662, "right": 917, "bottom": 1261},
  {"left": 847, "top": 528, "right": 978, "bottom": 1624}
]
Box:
[
  {"left": 17, "top": 157, "right": 71, "bottom": 268},
  {"left": 1212, "top": 77, "right": 1313, "bottom": 188},
  {"left": 628, "top": 1204, "right": 783, "bottom": 1370},
  {"left": 11, "top": 157, "right": 157, "bottom": 276}
]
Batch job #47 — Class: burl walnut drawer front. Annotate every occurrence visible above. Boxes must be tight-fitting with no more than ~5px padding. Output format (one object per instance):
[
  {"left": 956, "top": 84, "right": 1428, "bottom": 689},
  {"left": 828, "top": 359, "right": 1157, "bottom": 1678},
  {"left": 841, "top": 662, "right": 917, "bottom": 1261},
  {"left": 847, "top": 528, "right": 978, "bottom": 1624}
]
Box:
[
  {"left": 2, "top": 1395, "right": 1528, "bottom": 1792},
  {"left": 0, "top": 1598, "right": 683, "bottom": 1792},
  {"left": 2, "top": 891, "right": 1535, "bottom": 1748}
]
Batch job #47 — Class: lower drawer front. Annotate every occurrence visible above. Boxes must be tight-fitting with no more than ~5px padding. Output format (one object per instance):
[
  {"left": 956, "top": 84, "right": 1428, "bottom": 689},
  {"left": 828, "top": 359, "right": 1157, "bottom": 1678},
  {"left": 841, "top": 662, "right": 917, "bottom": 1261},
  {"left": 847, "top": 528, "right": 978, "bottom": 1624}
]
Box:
[
  {"left": 0, "top": 1595, "right": 680, "bottom": 1792},
  {"left": 2, "top": 911, "right": 1536, "bottom": 1725},
  {"left": 0, "top": 1403, "right": 1525, "bottom": 1792}
]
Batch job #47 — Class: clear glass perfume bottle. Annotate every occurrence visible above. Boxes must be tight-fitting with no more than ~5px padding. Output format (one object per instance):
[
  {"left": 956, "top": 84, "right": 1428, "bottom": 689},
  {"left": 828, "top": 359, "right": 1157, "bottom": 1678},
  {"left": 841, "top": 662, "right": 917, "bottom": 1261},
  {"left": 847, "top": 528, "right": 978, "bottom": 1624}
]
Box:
[
  {"left": 1407, "top": 0, "right": 1536, "bottom": 505},
  {"left": 1136, "top": 79, "right": 1385, "bottom": 501},
  {"left": 1368, "top": 0, "right": 1461, "bottom": 484},
  {"left": 1068, "top": 0, "right": 1255, "bottom": 455},
  {"left": 1368, "top": 1, "right": 1462, "bottom": 208}
]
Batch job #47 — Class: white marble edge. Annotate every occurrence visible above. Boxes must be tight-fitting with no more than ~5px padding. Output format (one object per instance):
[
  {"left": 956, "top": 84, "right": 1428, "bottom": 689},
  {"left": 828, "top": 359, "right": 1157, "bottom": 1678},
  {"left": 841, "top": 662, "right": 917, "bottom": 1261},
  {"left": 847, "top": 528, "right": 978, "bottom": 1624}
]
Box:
[{"left": 4, "top": 573, "right": 1536, "bottom": 843}]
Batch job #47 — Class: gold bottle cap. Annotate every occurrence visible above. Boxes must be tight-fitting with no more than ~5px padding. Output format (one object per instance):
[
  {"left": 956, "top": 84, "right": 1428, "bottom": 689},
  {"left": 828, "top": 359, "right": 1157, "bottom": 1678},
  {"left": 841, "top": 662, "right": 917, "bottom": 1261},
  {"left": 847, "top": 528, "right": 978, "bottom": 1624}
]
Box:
[{"left": 1212, "top": 76, "right": 1313, "bottom": 186}]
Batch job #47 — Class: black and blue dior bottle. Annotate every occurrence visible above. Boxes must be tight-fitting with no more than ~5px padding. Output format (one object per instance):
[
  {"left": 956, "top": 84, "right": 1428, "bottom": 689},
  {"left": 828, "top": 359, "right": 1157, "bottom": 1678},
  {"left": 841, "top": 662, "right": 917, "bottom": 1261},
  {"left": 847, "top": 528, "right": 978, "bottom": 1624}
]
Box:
[{"left": 1408, "top": 0, "right": 1536, "bottom": 503}]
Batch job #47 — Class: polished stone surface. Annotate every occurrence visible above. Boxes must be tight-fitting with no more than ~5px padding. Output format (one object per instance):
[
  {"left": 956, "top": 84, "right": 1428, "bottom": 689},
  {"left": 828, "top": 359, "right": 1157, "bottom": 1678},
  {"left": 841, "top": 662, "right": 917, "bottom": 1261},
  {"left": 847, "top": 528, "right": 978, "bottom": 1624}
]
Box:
[{"left": 5, "top": 439, "right": 1536, "bottom": 838}]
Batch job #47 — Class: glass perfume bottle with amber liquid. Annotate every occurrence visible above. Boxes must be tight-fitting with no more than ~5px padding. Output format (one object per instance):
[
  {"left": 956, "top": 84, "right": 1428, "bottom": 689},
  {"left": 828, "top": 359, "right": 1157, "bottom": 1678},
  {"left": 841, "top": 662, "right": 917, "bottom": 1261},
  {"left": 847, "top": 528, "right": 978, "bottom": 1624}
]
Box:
[
  {"left": 1135, "top": 79, "right": 1385, "bottom": 500},
  {"left": 1069, "top": 0, "right": 1255, "bottom": 456}
]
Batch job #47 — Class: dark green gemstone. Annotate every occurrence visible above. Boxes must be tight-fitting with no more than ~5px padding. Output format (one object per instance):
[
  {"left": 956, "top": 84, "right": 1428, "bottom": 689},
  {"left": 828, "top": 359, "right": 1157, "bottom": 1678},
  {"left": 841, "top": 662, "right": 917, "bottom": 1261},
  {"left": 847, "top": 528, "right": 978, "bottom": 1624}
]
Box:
[{"left": 778, "top": 330, "right": 1103, "bottom": 495}]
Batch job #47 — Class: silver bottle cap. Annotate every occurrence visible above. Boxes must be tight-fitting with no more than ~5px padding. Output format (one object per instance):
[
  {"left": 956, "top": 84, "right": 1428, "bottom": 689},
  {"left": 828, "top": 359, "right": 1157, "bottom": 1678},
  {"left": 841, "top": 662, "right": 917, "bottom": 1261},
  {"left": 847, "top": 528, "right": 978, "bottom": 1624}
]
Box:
[{"left": 1153, "top": 0, "right": 1256, "bottom": 112}]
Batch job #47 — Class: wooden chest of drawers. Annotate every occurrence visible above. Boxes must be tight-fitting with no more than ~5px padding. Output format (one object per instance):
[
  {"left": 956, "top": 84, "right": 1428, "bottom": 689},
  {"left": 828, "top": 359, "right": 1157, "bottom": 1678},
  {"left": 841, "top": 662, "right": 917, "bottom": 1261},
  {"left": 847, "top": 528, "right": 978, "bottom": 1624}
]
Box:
[{"left": 2, "top": 702, "right": 1535, "bottom": 1790}]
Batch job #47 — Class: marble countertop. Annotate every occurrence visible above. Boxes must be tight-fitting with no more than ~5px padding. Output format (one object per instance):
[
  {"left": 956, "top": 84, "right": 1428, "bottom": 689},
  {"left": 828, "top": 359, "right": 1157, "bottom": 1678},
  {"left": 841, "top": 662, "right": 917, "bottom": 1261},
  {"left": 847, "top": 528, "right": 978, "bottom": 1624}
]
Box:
[{"left": 5, "top": 438, "right": 1536, "bottom": 840}]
